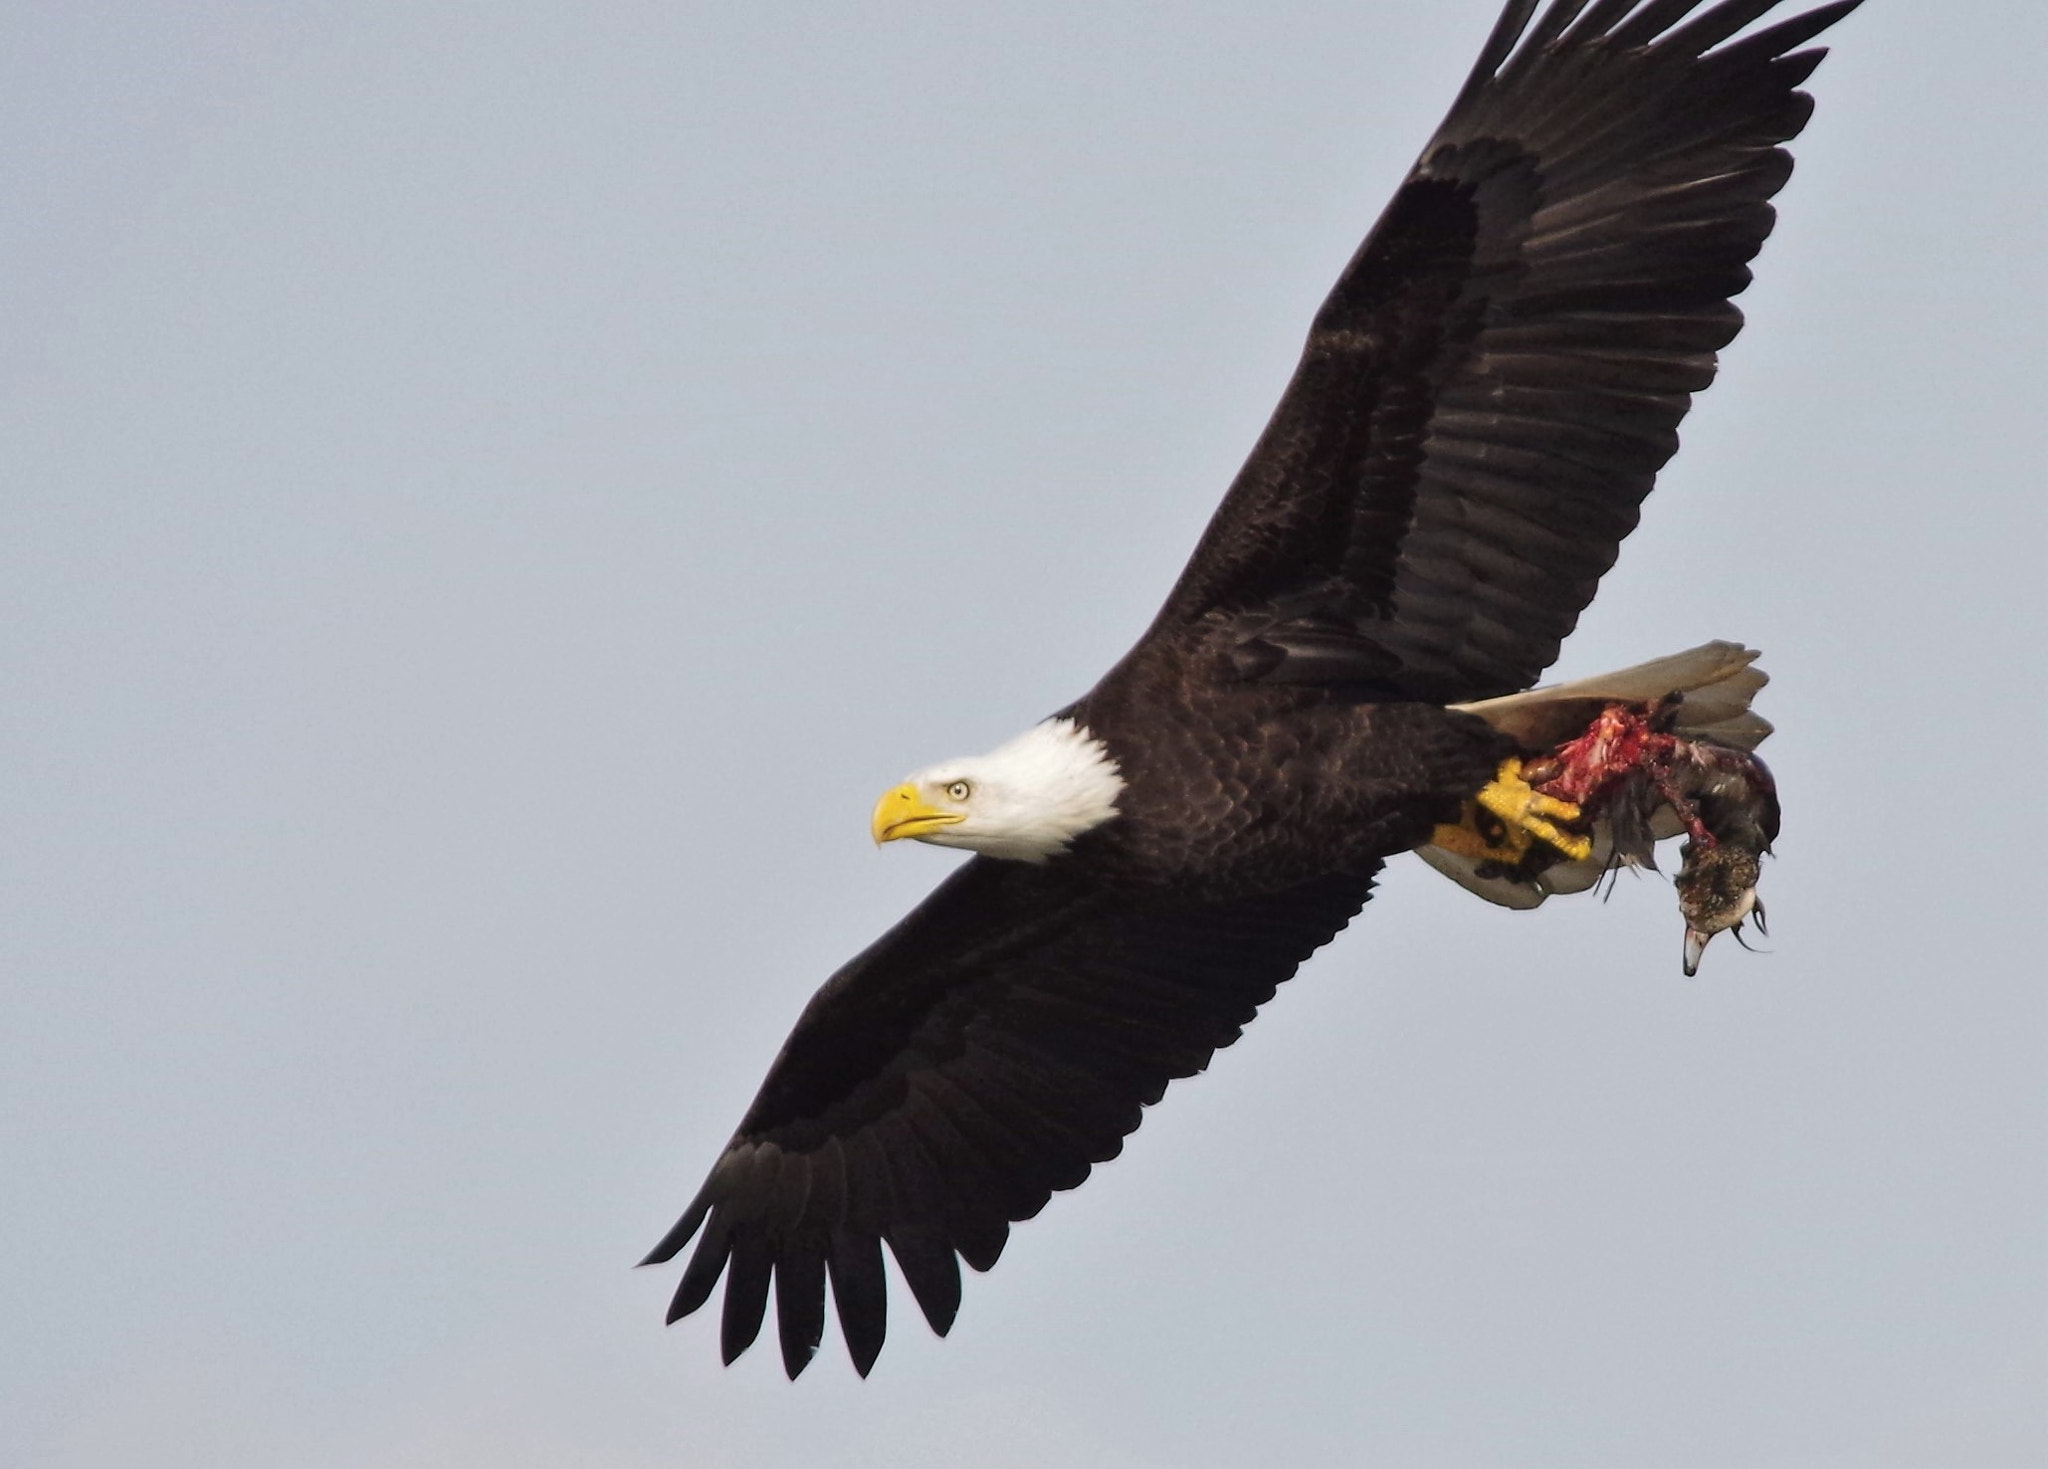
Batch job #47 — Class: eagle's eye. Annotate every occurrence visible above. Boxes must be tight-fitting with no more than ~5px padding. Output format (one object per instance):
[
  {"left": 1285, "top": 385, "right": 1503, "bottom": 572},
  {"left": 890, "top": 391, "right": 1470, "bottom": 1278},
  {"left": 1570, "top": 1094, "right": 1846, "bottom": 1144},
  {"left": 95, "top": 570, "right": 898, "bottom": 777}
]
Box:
[{"left": 945, "top": 780, "right": 972, "bottom": 802}]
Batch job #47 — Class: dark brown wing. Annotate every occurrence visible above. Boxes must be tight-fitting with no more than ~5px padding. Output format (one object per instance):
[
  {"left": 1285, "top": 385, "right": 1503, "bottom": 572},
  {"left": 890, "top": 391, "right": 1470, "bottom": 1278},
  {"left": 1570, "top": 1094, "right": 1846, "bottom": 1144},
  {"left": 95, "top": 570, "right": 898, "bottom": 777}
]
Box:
[
  {"left": 644, "top": 856, "right": 1377, "bottom": 1377},
  {"left": 1150, "top": 0, "right": 1861, "bottom": 702}
]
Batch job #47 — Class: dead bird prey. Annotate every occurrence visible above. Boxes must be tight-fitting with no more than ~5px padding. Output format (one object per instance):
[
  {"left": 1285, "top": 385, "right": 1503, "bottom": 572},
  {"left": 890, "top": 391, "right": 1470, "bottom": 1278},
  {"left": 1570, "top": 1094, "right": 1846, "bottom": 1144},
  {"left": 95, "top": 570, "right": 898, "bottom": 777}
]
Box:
[{"left": 1423, "top": 665, "right": 1781, "bottom": 973}]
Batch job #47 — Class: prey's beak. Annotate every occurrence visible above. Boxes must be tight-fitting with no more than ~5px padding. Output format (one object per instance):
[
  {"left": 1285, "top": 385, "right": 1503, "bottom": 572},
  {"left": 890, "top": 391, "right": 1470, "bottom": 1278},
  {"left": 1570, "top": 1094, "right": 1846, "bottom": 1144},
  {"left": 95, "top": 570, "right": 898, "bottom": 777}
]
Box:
[
  {"left": 1681, "top": 892, "right": 1764, "bottom": 977},
  {"left": 872, "top": 783, "right": 966, "bottom": 845}
]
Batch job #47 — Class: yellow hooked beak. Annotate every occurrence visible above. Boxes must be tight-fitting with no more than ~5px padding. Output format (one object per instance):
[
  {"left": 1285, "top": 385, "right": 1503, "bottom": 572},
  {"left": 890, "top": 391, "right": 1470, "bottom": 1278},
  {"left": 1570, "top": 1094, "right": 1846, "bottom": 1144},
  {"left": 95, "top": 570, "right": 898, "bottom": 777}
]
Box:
[{"left": 871, "top": 783, "right": 966, "bottom": 845}]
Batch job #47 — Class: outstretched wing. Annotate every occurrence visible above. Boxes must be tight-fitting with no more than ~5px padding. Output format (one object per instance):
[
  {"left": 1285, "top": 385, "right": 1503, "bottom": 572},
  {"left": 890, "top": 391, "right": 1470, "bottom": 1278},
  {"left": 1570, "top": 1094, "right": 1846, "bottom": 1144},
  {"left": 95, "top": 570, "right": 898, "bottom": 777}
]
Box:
[
  {"left": 644, "top": 857, "right": 1377, "bottom": 1376},
  {"left": 1150, "top": 0, "right": 1860, "bottom": 702}
]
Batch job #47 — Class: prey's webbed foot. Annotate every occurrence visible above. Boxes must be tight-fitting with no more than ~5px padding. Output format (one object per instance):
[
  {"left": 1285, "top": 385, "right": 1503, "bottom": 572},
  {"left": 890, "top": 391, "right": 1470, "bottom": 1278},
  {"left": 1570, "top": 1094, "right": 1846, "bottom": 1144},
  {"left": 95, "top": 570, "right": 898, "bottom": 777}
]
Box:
[{"left": 1429, "top": 759, "right": 1592, "bottom": 864}]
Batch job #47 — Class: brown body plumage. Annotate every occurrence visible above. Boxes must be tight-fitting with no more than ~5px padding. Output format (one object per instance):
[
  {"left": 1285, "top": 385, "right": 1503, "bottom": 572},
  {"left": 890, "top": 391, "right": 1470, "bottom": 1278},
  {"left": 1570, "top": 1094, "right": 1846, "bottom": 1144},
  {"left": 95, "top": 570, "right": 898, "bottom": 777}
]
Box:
[{"left": 1069, "top": 631, "right": 1512, "bottom": 897}]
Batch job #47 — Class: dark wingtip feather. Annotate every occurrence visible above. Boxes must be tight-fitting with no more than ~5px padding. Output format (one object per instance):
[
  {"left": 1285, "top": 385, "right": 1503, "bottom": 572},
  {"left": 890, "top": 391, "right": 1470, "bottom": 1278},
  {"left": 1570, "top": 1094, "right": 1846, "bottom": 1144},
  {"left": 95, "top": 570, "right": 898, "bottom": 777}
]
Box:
[
  {"left": 639, "top": 1191, "right": 711, "bottom": 1268},
  {"left": 1668, "top": 0, "right": 1863, "bottom": 60},
  {"left": 956, "top": 1218, "right": 1011, "bottom": 1274},
  {"left": 1712, "top": 5, "right": 1854, "bottom": 77},
  {"left": 1514, "top": 0, "right": 1597, "bottom": 63},
  {"left": 666, "top": 1221, "right": 731, "bottom": 1324},
  {"left": 1452, "top": 0, "right": 1542, "bottom": 113},
  {"left": 718, "top": 1235, "right": 773, "bottom": 1365},
  {"left": 774, "top": 1247, "right": 828, "bottom": 1380},
  {"left": 1558, "top": 0, "right": 1665, "bottom": 44},
  {"left": 827, "top": 1227, "right": 888, "bottom": 1377},
  {"left": 1614, "top": 0, "right": 1762, "bottom": 52},
  {"left": 886, "top": 1230, "right": 963, "bottom": 1337}
]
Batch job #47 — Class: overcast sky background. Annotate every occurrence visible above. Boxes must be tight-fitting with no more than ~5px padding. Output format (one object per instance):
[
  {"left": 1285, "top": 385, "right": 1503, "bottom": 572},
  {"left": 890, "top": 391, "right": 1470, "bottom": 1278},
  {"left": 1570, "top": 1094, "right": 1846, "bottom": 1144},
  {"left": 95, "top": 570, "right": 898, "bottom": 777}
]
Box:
[{"left": 5, "top": 2, "right": 2044, "bottom": 1465}]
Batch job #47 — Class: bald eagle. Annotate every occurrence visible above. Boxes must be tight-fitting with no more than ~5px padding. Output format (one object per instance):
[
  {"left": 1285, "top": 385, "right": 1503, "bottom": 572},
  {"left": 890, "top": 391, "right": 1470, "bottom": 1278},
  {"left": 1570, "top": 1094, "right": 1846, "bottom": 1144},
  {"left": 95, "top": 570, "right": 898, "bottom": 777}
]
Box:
[{"left": 648, "top": 0, "right": 1857, "bottom": 1377}]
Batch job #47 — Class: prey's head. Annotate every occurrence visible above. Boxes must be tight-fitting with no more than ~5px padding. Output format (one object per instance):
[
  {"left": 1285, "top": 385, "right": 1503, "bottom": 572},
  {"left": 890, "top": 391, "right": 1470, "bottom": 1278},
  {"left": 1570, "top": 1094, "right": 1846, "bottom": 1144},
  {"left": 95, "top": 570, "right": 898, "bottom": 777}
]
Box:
[
  {"left": 1675, "top": 841, "right": 1769, "bottom": 977},
  {"left": 870, "top": 718, "right": 1124, "bottom": 864}
]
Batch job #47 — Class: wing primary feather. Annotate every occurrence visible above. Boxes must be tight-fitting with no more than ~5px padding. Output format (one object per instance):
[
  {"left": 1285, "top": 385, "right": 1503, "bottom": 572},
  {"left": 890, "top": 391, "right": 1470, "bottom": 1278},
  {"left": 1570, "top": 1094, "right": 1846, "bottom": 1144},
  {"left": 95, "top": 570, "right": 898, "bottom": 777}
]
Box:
[
  {"left": 1557, "top": 0, "right": 1667, "bottom": 43},
  {"left": 826, "top": 1226, "right": 888, "bottom": 1377},
  {"left": 774, "top": 1242, "right": 829, "bottom": 1380},
  {"left": 865, "top": 1092, "right": 972, "bottom": 1333},
  {"left": 1609, "top": 0, "right": 1731, "bottom": 48},
  {"left": 640, "top": 1187, "right": 712, "bottom": 1268},
  {"left": 718, "top": 1231, "right": 773, "bottom": 1366},
  {"left": 886, "top": 1229, "right": 963, "bottom": 1338},
  {"left": 1512, "top": 0, "right": 1598, "bottom": 62},
  {"left": 1450, "top": 0, "right": 1542, "bottom": 116},
  {"left": 1706, "top": 0, "right": 1861, "bottom": 68},
  {"left": 667, "top": 1224, "right": 729, "bottom": 1324},
  {"left": 951, "top": 1214, "right": 1013, "bottom": 1276},
  {"left": 1653, "top": 0, "right": 1831, "bottom": 56}
]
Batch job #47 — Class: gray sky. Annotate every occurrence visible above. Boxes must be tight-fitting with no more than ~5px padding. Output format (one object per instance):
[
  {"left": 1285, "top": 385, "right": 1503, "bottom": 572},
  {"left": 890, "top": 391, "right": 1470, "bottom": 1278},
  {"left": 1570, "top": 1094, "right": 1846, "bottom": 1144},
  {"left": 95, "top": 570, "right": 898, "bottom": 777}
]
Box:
[{"left": 5, "top": 2, "right": 2044, "bottom": 1465}]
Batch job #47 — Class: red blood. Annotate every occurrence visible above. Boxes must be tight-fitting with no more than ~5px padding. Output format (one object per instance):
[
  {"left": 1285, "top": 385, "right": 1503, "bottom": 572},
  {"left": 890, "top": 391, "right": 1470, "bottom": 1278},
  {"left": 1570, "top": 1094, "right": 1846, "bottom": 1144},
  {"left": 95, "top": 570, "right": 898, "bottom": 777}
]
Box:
[{"left": 1533, "top": 700, "right": 1718, "bottom": 847}]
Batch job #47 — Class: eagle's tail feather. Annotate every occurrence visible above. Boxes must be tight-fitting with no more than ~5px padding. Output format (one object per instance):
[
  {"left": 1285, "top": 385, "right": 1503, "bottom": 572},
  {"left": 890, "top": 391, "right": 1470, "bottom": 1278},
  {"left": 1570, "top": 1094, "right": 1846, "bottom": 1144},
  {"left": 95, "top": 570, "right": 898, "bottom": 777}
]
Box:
[
  {"left": 1452, "top": 640, "right": 1770, "bottom": 751},
  {"left": 1418, "top": 641, "right": 1772, "bottom": 910}
]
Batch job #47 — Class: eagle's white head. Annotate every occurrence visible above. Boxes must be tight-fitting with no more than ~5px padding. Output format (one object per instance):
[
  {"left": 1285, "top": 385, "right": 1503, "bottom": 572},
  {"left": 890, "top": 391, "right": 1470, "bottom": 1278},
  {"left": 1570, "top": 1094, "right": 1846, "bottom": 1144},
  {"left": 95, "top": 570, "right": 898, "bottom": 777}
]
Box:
[{"left": 870, "top": 718, "right": 1125, "bottom": 864}]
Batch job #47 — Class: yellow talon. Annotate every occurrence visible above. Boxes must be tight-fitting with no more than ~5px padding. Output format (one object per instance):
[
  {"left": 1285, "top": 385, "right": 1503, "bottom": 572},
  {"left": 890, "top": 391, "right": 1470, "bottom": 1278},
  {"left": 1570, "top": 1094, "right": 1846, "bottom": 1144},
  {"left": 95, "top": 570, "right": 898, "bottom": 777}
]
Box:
[
  {"left": 1427, "top": 758, "right": 1592, "bottom": 864},
  {"left": 1428, "top": 802, "right": 1528, "bottom": 861},
  {"left": 1477, "top": 759, "right": 1591, "bottom": 860}
]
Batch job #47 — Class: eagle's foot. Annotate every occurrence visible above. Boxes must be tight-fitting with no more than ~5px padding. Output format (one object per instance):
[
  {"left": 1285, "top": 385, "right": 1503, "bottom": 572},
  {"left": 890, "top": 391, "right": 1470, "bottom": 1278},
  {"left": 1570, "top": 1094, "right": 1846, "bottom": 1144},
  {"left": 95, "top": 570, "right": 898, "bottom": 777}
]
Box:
[{"left": 1429, "top": 759, "right": 1591, "bottom": 864}]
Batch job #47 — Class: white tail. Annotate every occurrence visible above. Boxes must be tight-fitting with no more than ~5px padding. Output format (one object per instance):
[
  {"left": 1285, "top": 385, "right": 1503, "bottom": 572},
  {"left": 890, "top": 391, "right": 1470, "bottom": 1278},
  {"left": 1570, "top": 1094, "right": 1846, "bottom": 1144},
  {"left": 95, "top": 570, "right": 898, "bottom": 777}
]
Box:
[{"left": 1417, "top": 641, "right": 1771, "bottom": 909}]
